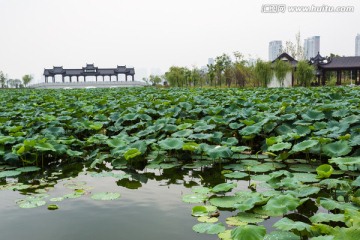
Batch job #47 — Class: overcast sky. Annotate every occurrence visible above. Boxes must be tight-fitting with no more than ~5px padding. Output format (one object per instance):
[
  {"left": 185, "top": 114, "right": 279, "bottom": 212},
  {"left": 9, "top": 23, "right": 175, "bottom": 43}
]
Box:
[{"left": 0, "top": 0, "right": 359, "bottom": 83}]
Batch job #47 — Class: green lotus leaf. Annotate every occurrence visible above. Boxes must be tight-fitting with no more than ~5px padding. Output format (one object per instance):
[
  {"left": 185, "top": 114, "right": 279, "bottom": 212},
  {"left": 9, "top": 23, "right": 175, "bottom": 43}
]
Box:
[
  {"left": 0, "top": 170, "right": 21, "bottom": 178},
  {"left": 229, "top": 122, "right": 244, "bottom": 130},
  {"left": 221, "top": 137, "right": 239, "bottom": 146},
  {"left": 266, "top": 136, "right": 283, "bottom": 146},
  {"left": 192, "top": 205, "right": 217, "bottom": 216},
  {"left": 194, "top": 124, "right": 216, "bottom": 132},
  {"left": 188, "top": 133, "right": 213, "bottom": 140},
  {"left": 47, "top": 204, "right": 59, "bottom": 210},
  {"left": 319, "top": 179, "right": 350, "bottom": 190},
  {"left": 290, "top": 164, "right": 317, "bottom": 172},
  {"left": 224, "top": 172, "right": 248, "bottom": 179},
  {"left": 263, "top": 194, "right": 300, "bottom": 216},
  {"left": 250, "top": 163, "right": 275, "bottom": 173},
  {"left": 197, "top": 216, "right": 218, "bottom": 223},
  {"left": 66, "top": 149, "right": 83, "bottom": 157},
  {"left": 286, "top": 186, "right": 320, "bottom": 198},
  {"left": 209, "top": 196, "right": 242, "bottom": 208},
  {"left": 316, "top": 164, "right": 334, "bottom": 179},
  {"left": 42, "top": 127, "right": 65, "bottom": 136},
  {"left": 34, "top": 142, "right": 56, "bottom": 152},
  {"left": 323, "top": 141, "right": 352, "bottom": 157},
  {"left": 91, "top": 192, "right": 121, "bottom": 201},
  {"left": 89, "top": 122, "right": 103, "bottom": 130},
  {"left": 192, "top": 186, "right": 211, "bottom": 194},
  {"left": 212, "top": 182, "right": 237, "bottom": 193},
  {"left": 0, "top": 135, "right": 16, "bottom": 144},
  {"left": 352, "top": 176, "right": 360, "bottom": 187},
  {"left": 106, "top": 138, "right": 127, "bottom": 148},
  {"left": 293, "top": 172, "right": 319, "bottom": 183},
  {"left": 15, "top": 166, "right": 41, "bottom": 173},
  {"left": 124, "top": 148, "right": 141, "bottom": 160},
  {"left": 235, "top": 195, "right": 268, "bottom": 212},
  {"left": 182, "top": 194, "right": 207, "bottom": 203},
  {"left": 273, "top": 217, "right": 311, "bottom": 231},
  {"left": 50, "top": 197, "right": 64, "bottom": 202},
  {"left": 207, "top": 146, "right": 232, "bottom": 159},
  {"left": 268, "top": 142, "right": 292, "bottom": 152},
  {"left": 231, "top": 225, "right": 266, "bottom": 240},
  {"left": 239, "top": 124, "right": 262, "bottom": 136},
  {"left": 227, "top": 213, "right": 265, "bottom": 225},
  {"left": 310, "top": 213, "right": 344, "bottom": 223},
  {"left": 291, "top": 140, "right": 319, "bottom": 153},
  {"left": 342, "top": 115, "right": 359, "bottom": 124},
  {"left": 158, "top": 138, "right": 184, "bottom": 150},
  {"left": 329, "top": 157, "right": 360, "bottom": 166},
  {"left": 350, "top": 135, "right": 360, "bottom": 146},
  {"left": 192, "top": 223, "right": 226, "bottom": 235},
  {"left": 17, "top": 199, "right": 46, "bottom": 208},
  {"left": 301, "top": 110, "right": 325, "bottom": 121},
  {"left": 182, "top": 142, "right": 199, "bottom": 151},
  {"left": 171, "top": 129, "right": 193, "bottom": 138},
  {"left": 333, "top": 226, "right": 360, "bottom": 240},
  {"left": 176, "top": 123, "right": 192, "bottom": 130},
  {"left": 310, "top": 236, "right": 334, "bottom": 240},
  {"left": 264, "top": 231, "right": 300, "bottom": 240},
  {"left": 230, "top": 146, "right": 251, "bottom": 153}
]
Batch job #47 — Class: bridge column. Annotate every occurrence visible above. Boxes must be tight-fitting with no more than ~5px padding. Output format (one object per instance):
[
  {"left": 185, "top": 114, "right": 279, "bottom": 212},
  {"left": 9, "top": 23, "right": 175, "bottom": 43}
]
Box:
[
  {"left": 77, "top": 76, "right": 79, "bottom": 82},
  {"left": 116, "top": 75, "right": 118, "bottom": 81},
  {"left": 132, "top": 75, "right": 134, "bottom": 81}
]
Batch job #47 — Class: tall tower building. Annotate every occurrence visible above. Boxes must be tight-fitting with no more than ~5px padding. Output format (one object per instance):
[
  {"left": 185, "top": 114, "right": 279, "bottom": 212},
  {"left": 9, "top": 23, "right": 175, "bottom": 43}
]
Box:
[
  {"left": 304, "top": 36, "right": 320, "bottom": 59},
  {"left": 356, "top": 34, "right": 360, "bottom": 56},
  {"left": 269, "top": 41, "right": 282, "bottom": 61}
]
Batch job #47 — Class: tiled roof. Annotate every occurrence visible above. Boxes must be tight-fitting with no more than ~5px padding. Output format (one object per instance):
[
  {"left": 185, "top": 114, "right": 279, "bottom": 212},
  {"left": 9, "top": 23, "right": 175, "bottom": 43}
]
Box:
[{"left": 320, "top": 57, "right": 360, "bottom": 69}]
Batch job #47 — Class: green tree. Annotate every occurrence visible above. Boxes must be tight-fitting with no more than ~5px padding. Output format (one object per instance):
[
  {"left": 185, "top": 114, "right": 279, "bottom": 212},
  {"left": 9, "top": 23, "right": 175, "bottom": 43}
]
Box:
[
  {"left": 273, "top": 59, "right": 292, "bottom": 87},
  {"left": 22, "top": 74, "right": 33, "bottom": 87},
  {"left": 282, "top": 31, "right": 305, "bottom": 60},
  {"left": 149, "top": 75, "right": 162, "bottom": 85},
  {"left": 207, "top": 64, "right": 216, "bottom": 87},
  {"left": 165, "top": 66, "right": 186, "bottom": 87},
  {"left": 214, "top": 54, "right": 232, "bottom": 87},
  {"left": 254, "top": 60, "right": 272, "bottom": 87},
  {"left": 295, "top": 60, "right": 315, "bottom": 87},
  {"left": 0, "top": 71, "right": 6, "bottom": 88}
]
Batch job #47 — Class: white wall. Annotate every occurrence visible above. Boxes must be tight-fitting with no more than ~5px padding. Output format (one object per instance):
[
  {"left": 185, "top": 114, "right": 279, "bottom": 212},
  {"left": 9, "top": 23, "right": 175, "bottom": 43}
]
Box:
[{"left": 268, "top": 71, "right": 292, "bottom": 88}]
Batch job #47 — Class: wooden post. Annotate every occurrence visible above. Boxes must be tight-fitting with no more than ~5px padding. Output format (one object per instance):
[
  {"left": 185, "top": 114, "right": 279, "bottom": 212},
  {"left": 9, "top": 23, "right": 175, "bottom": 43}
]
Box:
[
  {"left": 336, "top": 71, "right": 341, "bottom": 85},
  {"left": 321, "top": 70, "right": 326, "bottom": 86}
]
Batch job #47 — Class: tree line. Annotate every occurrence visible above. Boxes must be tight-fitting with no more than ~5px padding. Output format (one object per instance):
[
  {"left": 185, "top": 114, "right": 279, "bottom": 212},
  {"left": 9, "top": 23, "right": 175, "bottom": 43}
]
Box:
[
  {"left": 144, "top": 52, "right": 315, "bottom": 88},
  {"left": 0, "top": 71, "right": 33, "bottom": 88}
]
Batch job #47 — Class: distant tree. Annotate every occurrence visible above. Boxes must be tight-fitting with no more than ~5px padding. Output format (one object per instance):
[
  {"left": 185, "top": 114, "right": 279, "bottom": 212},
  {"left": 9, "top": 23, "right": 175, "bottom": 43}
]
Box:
[
  {"left": 254, "top": 60, "right": 272, "bottom": 87},
  {"left": 149, "top": 75, "right": 162, "bottom": 85},
  {"left": 282, "top": 31, "right": 305, "bottom": 60},
  {"left": 214, "top": 54, "right": 232, "bottom": 87},
  {"left": 273, "top": 60, "right": 292, "bottom": 87},
  {"left": 295, "top": 60, "right": 315, "bottom": 87},
  {"left": 207, "top": 64, "right": 216, "bottom": 86},
  {"left": 6, "top": 79, "right": 16, "bottom": 88},
  {"left": 142, "top": 77, "right": 150, "bottom": 85},
  {"left": 165, "top": 66, "right": 186, "bottom": 87},
  {"left": 0, "top": 71, "right": 6, "bottom": 88},
  {"left": 233, "top": 52, "right": 252, "bottom": 87},
  {"left": 22, "top": 74, "right": 33, "bottom": 87}
]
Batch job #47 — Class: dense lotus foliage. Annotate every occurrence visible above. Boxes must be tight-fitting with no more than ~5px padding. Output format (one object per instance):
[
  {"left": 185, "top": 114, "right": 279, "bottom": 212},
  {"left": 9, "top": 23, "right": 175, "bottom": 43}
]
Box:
[{"left": 0, "top": 87, "right": 359, "bottom": 239}]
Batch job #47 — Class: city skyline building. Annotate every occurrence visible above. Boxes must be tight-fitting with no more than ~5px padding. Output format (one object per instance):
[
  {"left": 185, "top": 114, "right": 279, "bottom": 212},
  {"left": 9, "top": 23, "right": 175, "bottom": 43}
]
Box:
[
  {"left": 268, "top": 40, "right": 282, "bottom": 61},
  {"left": 304, "top": 36, "right": 320, "bottom": 59},
  {"left": 356, "top": 34, "right": 360, "bottom": 56}
]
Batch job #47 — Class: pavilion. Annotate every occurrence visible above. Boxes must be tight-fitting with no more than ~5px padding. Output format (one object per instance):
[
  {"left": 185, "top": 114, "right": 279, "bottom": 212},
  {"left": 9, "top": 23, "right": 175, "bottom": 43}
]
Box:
[
  {"left": 310, "top": 53, "right": 360, "bottom": 86},
  {"left": 43, "top": 64, "right": 135, "bottom": 83}
]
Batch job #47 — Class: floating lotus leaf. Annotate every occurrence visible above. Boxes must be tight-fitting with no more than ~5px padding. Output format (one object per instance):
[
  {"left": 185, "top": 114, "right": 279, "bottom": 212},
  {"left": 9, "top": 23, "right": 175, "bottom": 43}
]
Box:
[
  {"left": 192, "top": 223, "right": 226, "bottom": 234},
  {"left": 231, "top": 225, "right": 266, "bottom": 240},
  {"left": 316, "top": 164, "right": 334, "bottom": 179},
  {"left": 250, "top": 164, "right": 275, "bottom": 173},
  {"left": 291, "top": 140, "right": 319, "bottom": 153},
  {"left": 47, "top": 204, "right": 59, "bottom": 210},
  {"left": 329, "top": 157, "right": 360, "bottom": 166},
  {"left": 50, "top": 197, "right": 64, "bottom": 202},
  {"left": 301, "top": 110, "right": 325, "bottom": 121},
  {"left": 251, "top": 174, "right": 271, "bottom": 182},
  {"left": 17, "top": 197, "right": 47, "bottom": 209},
  {"left": 235, "top": 195, "right": 268, "bottom": 212},
  {"left": 286, "top": 186, "right": 320, "bottom": 198},
  {"left": 322, "top": 141, "right": 352, "bottom": 157},
  {"left": 158, "top": 138, "right": 184, "bottom": 150},
  {"left": 310, "top": 213, "right": 344, "bottom": 223},
  {"left": 268, "top": 142, "right": 291, "bottom": 152},
  {"left": 91, "top": 192, "right": 121, "bottom": 201},
  {"left": 171, "top": 129, "right": 193, "bottom": 138},
  {"left": 227, "top": 213, "right": 265, "bottom": 226},
  {"left": 273, "top": 217, "right": 311, "bottom": 231},
  {"left": 192, "top": 205, "right": 217, "bottom": 216},
  {"left": 212, "top": 182, "right": 237, "bottom": 193},
  {"left": 293, "top": 173, "right": 319, "bottom": 183},
  {"left": 209, "top": 196, "right": 242, "bottom": 208},
  {"left": 197, "top": 216, "right": 218, "bottom": 223},
  {"left": 224, "top": 172, "right": 248, "bottom": 179},
  {"left": 218, "top": 230, "right": 232, "bottom": 240},
  {"left": 263, "top": 194, "right": 300, "bottom": 216},
  {"left": 264, "top": 231, "right": 300, "bottom": 240},
  {"left": 63, "top": 181, "right": 87, "bottom": 189},
  {"left": 182, "top": 194, "right": 207, "bottom": 203},
  {"left": 0, "top": 170, "right": 21, "bottom": 178},
  {"left": 289, "top": 164, "right": 317, "bottom": 173},
  {"left": 192, "top": 186, "right": 211, "bottom": 194}
]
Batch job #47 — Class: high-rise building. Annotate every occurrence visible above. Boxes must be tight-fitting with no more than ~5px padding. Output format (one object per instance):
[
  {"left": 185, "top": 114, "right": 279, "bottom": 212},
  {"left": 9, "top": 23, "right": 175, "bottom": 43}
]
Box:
[
  {"left": 304, "top": 36, "right": 320, "bottom": 59},
  {"left": 269, "top": 41, "right": 282, "bottom": 61},
  {"left": 356, "top": 34, "right": 360, "bottom": 56}
]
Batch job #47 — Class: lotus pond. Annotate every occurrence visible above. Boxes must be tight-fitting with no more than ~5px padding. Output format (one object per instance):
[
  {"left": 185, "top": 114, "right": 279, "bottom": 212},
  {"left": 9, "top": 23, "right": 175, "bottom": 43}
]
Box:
[{"left": 0, "top": 87, "right": 360, "bottom": 240}]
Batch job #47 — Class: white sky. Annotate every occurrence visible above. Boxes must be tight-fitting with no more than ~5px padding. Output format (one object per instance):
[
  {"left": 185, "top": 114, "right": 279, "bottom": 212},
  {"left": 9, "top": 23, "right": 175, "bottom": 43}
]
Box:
[{"left": 0, "top": 0, "right": 359, "bottom": 83}]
